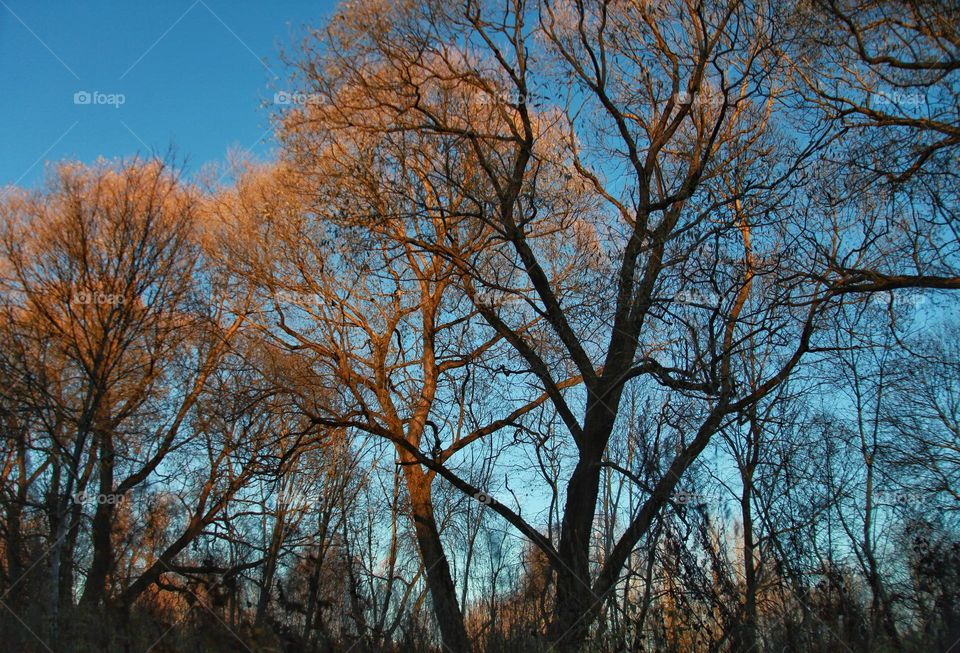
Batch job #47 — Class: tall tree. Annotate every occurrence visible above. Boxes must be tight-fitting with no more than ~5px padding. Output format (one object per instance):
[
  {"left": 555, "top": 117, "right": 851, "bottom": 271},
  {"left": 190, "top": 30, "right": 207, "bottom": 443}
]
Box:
[{"left": 278, "top": 0, "right": 960, "bottom": 648}]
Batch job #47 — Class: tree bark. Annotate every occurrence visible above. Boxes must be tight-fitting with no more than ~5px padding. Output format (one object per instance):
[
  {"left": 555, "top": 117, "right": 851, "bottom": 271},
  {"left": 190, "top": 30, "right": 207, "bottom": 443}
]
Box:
[
  {"left": 739, "top": 470, "right": 758, "bottom": 653},
  {"left": 255, "top": 510, "right": 286, "bottom": 627},
  {"left": 400, "top": 461, "right": 471, "bottom": 653},
  {"left": 547, "top": 397, "right": 622, "bottom": 651},
  {"left": 80, "top": 431, "right": 116, "bottom": 608},
  {"left": 548, "top": 452, "right": 604, "bottom": 650}
]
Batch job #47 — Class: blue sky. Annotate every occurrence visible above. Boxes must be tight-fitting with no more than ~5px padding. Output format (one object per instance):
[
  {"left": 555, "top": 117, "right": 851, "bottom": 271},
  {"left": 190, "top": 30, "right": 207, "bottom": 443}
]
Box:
[{"left": 0, "top": 0, "right": 336, "bottom": 188}]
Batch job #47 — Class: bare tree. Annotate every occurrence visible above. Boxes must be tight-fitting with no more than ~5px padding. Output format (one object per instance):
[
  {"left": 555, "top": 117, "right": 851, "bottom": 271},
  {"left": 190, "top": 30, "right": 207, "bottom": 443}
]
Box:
[
  {"left": 208, "top": 159, "right": 564, "bottom": 652},
  {"left": 277, "top": 0, "right": 853, "bottom": 647},
  {"left": 0, "top": 160, "right": 249, "bottom": 642}
]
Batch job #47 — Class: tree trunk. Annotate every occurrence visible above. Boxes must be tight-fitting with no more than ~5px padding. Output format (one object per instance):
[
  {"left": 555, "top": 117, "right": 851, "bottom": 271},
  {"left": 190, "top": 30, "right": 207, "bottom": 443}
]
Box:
[
  {"left": 739, "top": 471, "right": 758, "bottom": 653},
  {"left": 47, "top": 441, "right": 87, "bottom": 643},
  {"left": 80, "top": 433, "right": 116, "bottom": 608},
  {"left": 548, "top": 449, "right": 604, "bottom": 651},
  {"left": 400, "top": 460, "right": 471, "bottom": 653},
  {"left": 546, "top": 393, "right": 626, "bottom": 651},
  {"left": 255, "top": 510, "right": 286, "bottom": 627}
]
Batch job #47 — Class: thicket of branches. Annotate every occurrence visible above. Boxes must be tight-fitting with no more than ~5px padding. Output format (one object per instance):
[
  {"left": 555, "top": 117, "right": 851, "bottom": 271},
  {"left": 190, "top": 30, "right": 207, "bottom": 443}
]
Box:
[{"left": 1, "top": 0, "right": 958, "bottom": 651}]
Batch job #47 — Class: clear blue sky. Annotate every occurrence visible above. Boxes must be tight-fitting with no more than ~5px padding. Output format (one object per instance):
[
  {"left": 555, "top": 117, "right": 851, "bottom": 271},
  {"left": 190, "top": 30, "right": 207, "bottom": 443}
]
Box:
[{"left": 0, "top": 0, "right": 336, "bottom": 188}]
